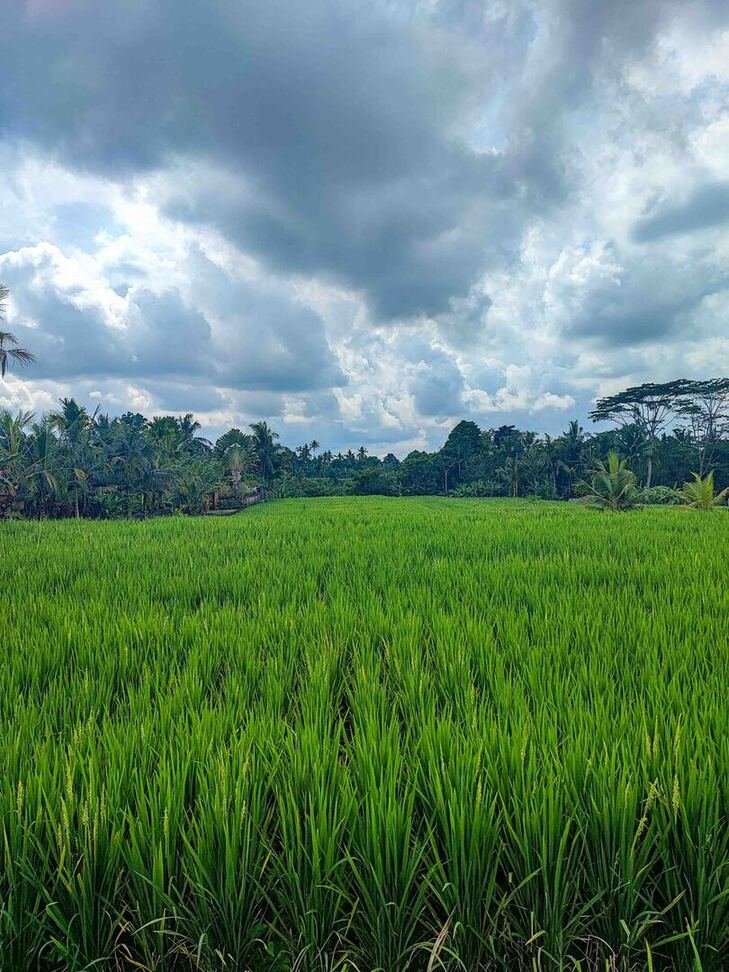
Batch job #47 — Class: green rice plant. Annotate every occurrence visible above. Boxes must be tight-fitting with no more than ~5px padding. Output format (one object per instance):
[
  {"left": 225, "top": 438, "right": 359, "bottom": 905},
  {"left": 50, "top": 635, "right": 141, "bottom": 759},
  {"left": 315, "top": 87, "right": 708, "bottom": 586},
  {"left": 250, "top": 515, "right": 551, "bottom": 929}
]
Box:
[
  {"left": 268, "top": 721, "right": 355, "bottom": 971},
  {"left": 174, "top": 733, "right": 276, "bottom": 970},
  {"left": 415, "top": 722, "right": 506, "bottom": 969},
  {"left": 0, "top": 498, "right": 727, "bottom": 970}
]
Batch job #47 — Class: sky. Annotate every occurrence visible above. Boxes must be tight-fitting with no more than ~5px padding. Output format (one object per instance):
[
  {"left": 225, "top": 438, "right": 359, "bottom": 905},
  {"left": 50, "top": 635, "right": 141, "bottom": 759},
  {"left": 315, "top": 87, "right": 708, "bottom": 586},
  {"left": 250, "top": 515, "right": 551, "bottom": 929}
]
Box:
[{"left": 1, "top": 0, "right": 728, "bottom": 454}]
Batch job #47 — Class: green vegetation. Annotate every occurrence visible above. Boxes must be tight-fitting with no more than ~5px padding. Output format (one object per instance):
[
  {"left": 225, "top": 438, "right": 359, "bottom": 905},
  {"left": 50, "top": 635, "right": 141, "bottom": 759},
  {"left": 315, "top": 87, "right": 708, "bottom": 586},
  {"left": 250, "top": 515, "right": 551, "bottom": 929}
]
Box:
[
  {"left": 2, "top": 387, "right": 728, "bottom": 518},
  {"left": 578, "top": 451, "right": 643, "bottom": 511},
  {"left": 0, "top": 296, "right": 727, "bottom": 517},
  {"left": 1, "top": 498, "right": 727, "bottom": 971},
  {"left": 678, "top": 471, "right": 729, "bottom": 511}
]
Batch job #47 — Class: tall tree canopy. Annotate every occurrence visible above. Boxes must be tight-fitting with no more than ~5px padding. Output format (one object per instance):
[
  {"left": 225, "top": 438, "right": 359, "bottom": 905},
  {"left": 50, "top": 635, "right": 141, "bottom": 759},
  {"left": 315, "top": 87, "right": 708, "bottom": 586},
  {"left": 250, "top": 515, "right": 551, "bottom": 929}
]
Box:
[
  {"left": 590, "top": 380, "right": 694, "bottom": 487},
  {"left": 1, "top": 376, "right": 727, "bottom": 518}
]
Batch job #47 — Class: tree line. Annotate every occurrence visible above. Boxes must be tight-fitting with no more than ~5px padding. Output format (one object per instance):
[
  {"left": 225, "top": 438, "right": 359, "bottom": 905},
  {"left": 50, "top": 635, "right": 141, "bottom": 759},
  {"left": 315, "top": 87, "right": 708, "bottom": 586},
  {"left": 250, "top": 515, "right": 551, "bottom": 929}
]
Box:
[
  {"left": 1, "top": 280, "right": 727, "bottom": 516},
  {"left": 0, "top": 379, "right": 726, "bottom": 518}
]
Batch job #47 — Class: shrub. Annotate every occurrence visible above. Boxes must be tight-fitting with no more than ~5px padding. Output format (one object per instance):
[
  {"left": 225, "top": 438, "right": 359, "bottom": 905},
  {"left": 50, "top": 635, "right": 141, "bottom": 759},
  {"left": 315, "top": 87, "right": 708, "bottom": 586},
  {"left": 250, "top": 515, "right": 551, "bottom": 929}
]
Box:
[
  {"left": 451, "top": 479, "right": 505, "bottom": 498},
  {"left": 641, "top": 485, "right": 680, "bottom": 505},
  {"left": 272, "top": 475, "right": 349, "bottom": 498}
]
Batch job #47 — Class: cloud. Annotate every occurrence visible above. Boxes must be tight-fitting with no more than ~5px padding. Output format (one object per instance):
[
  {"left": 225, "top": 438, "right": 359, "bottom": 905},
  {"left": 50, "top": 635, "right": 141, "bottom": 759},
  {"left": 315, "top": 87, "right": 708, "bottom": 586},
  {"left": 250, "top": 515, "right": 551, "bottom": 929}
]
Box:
[
  {"left": 0, "top": 240, "right": 344, "bottom": 394},
  {"left": 1, "top": 0, "right": 521, "bottom": 320},
  {"left": 532, "top": 391, "right": 575, "bottom": 411},
  {"left": 411, "top": 353, "right": 465, "bottom": 418},
  {"left": 632, "top": 181, "right": 729, "bottom": 241},
  {"left": 560, "top": 252, "right": 727, "bottom": 347},
  {"left": 1, "top": 0, "right": 729, "bottom": 452}
]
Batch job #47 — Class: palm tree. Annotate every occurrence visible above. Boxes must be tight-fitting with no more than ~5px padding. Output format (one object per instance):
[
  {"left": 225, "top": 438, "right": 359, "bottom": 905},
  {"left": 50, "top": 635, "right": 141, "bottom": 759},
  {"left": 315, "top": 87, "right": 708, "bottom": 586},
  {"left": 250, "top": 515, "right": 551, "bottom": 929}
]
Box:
[
  {"left": 109, "top": 421, "right": 155, "bottom": 515},
  {"left": 178, "top": 413, "right": 212, "bottom": 454},
  {"left": 496, "top": 456, "right": 521, "bottom": 497},
  {"left": 616, "top": 424, "right": 650, "bottom": 482},
  {"left": 0, "top": 409, "right": 33, "bottom": 512},
  {"left": 224, "top": 442, "right": 257, "bottom": 497},
  {"left": 173, "top": 459, "right": 222, "bottom": 514},
  {"left": 295, "top": 442, "right": 311, "bottom": 465},
  {"left": 249, "top": 421, "right": 280, "bottom": 484},
  {"left": 521, "top": 445, "right": 551, "bottom": 495},
  {"left": 49, "top": 398, "right": 98, "bottom": 517},
  {"left": 555, "top": 420, "right": 590, "bottom": 496},
  {"left": 1, "top": 411, "right": 66, "bottom": 517},
  {"left": 0, "top": 284, "right": 36, "bottom": 378},
  {"left": 678, "top": 471, "right": 729, "bottom": 510},
  {"left": 146, "top": 416, "right": 183, "bottom": 457},
  {"left": 24, "top": 420, "right": 61, "bottom": 517},
  {"left": 0, "top": 409, "right": 33, "bottom": 456},
  {"left": 578, "top": 452, "right": 642, "bottom": 511}
]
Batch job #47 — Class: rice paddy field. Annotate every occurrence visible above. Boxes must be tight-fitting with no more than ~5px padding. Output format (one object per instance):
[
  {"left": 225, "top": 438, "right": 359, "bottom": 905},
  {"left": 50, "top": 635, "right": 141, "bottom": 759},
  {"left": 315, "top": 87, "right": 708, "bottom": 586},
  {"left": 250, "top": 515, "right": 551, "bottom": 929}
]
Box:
[{"left": 1, "top": 498, "right": 728, "bottom": 972}]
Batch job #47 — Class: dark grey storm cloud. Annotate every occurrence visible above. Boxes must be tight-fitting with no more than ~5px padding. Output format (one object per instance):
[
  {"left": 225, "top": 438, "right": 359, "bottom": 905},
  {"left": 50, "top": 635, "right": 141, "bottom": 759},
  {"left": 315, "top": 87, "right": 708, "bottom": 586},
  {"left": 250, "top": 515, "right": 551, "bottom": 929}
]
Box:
[
  {"left": 3, "top": 0, "right": 515, "bottom": 319},
  {"left": 187, "top": 249, "right": 347, "bottom": 392},
  {"left": 3, "top": 0, "right": 728, "bottom": 322},
  {"left": 2, "top": 0, "right": 729, "bottom": 447},
  {"left": 4, "top": 0, "right": 678, "bottom": 322},
  {"left": 0, "top": 268, "right": 213, "bottom": 381}
]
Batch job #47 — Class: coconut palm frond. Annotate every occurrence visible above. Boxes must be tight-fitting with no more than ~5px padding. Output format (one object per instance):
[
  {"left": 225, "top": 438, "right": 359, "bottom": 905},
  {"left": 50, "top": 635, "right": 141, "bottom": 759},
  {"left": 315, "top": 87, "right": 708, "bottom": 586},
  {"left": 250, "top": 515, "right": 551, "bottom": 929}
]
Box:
[{"left": 678, "top": 471, "right": 729, "bottom": 510}]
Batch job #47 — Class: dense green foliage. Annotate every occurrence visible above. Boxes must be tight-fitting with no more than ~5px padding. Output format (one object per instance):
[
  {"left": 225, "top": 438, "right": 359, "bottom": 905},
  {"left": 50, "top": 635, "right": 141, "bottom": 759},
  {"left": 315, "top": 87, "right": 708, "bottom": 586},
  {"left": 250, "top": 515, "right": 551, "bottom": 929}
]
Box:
[
  {"left": 0, "top": 404, "right": 267, "bottom": 519},
  {"left": 589, "top": 380, "right": 729, "bottom": 488},
  {"left": 2, "top": 396, "right": 728, "bottom": 519},
  {"left": 1, "top": 499, "right": 727, "bottom": 970}
]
